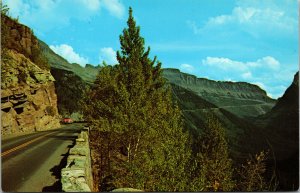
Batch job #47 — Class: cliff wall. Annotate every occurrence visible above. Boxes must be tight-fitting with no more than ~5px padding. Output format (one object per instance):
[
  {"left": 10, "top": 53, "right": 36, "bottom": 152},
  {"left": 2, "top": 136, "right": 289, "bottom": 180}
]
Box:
[
  {"left": 1, "top": 15, "right": 60, "bottom": 135},
  {"left": 163, "top": 68, "right": 276, "bottom": 117}
]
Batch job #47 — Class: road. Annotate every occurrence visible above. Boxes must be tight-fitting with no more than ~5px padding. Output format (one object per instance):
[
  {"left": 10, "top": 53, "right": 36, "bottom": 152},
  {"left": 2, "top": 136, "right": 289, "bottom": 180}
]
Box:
[
  {"left": 182, "top": 103, "right": 273, "bottom": 112},
  {"left": 1, "top": 123, "right": 83, "bottom": 192}
]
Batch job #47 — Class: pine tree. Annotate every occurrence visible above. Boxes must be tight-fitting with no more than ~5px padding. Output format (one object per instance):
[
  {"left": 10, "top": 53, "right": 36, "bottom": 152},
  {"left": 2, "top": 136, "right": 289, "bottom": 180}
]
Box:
[
  {"left": 84, "top": 7, "right": 191, "bottom": 191},
  {"left": 190, "top": 115, "right": 235, "bottom": 191}
]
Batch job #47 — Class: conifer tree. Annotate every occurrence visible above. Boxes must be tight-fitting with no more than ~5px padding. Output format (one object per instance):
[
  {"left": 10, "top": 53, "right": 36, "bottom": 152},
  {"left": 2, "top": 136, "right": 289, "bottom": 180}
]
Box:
[
  {"left": 190, "top": 115, "right": 235, "bottom": 191},
  {"left": 84, "top": 7, "right": 191, "bottom": 191}
]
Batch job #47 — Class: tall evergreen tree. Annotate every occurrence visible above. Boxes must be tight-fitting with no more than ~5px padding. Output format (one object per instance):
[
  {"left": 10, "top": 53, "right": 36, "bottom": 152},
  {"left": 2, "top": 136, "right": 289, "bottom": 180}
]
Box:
[{"left": 84, "top": 7, "right": 191, "bottom": 191}]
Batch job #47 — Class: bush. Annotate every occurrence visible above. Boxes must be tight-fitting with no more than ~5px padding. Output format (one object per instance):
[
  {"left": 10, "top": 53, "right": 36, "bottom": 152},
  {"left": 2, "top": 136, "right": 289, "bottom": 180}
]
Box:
[{"left": 235, "top": 150, "right": 278, "bottom": 191}]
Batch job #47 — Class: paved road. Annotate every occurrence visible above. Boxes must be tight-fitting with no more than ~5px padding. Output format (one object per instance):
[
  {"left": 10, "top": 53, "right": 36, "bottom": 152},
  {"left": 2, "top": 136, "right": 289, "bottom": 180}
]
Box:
[{"left": 1, "top": 123, "right": 83, "bottom": 192}]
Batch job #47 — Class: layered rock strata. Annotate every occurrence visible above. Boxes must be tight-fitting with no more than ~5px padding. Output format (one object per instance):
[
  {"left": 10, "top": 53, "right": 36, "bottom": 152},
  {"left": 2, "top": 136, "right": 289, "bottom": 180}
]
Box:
[
  {"left": 163, "top": 68, "right": 276, "bottom": 117},
  {"left": 1, "top": 50, "right": 60, "bottom": 135}
]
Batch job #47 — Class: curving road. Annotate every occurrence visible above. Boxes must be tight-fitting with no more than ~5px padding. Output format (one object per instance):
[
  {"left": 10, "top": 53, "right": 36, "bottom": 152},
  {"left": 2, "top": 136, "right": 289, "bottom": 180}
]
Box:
[{"left": 1, "top": 123, "right": 83, "bottom": 192}]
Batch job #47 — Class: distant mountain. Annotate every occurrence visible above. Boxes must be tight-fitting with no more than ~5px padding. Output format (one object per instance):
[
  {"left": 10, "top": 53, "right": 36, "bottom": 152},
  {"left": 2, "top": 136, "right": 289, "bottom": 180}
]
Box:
[
  {"left": 50, "top": 68, "right": 88, "bottom": 118},
  {"left": 40, "top": 43, "right": 276, "bottom": 119},
  {"left": 170, "top": 71, "right": 299, "bottom": 190},
  {"left": 39, "top": 37, "right": 298, "bottom": 189},
  {"left": 257, "top": 72, "right": 299, "bottom": 157},
  {"left": 39, "top": 40, "right": 99, "bottom": 84},
  {"left": 170, "top": 83, "right": 266, "bottom": 160},
  {"left": 39, "top": 40, "right": 99, "bottom": 117},
  {"left": 163, "top": 68, "right": 276, "bottom": 118},
  {"left": 255, "top": 72, "right": 299, "bottom": 190}
]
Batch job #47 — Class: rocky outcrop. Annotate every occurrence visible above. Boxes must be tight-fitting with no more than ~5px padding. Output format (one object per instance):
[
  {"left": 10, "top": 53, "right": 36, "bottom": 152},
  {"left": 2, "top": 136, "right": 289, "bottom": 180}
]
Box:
[
  {"left": 61, "top": 128, "right": 93, "bottom": 192},
  {"left": 1, "top": 14, "right": 39, "bottom": 61},
  {"left": 163, "top": 68, "right": 276, "bottom": 118},
  {"left": 1, "top": 50, "right": 60, "bottom": 135}
]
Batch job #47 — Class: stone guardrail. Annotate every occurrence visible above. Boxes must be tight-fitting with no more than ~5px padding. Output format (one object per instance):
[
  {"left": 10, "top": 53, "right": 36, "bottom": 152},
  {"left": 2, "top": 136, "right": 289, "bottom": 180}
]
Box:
[{"left": 61, "top": 127, "right": 93, "bottom": 192}]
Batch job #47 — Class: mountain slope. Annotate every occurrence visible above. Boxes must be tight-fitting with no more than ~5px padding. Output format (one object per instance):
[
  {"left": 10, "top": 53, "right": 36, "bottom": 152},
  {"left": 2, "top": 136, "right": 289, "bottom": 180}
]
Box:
[
  {"left": 40, "top": 42, "right": 276, "bottom": 119},
  {"left": 50, "top": 68, "right": 88, "bottom": 117},
  {"left": 39, "top": 40, "right": 98, "bottom": 117},
  {"left": 39, "top": 40, "right": 99, "bottom": 83},
  {"left": 256, "top": 72, "right": 299, "bottom": 160},
  {"left": 164, "top": 68, "right": 276, "bottom": 118},
  {"left": 255, "top": 72, "right": 299, "bottom": 190},
  {"left": 170, "top": 83, "right": 265, "bottom": 159}
]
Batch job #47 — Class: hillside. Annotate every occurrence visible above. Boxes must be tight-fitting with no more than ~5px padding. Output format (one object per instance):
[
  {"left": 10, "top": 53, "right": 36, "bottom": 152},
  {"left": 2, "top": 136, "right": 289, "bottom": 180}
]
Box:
[
  {"left": 38, "top": 40, "right": 99, "bottom": 117},
  {"left": 39, "top": 40, "right": 99, "bottom": 84},
  {"left": 164, "top": 68, "right": 276, "bottom": 118},
  {"left": 50, "top": 68, "right": 88, "bottom": 118},
  {"left": 170, "top": 83, "right": 266, "bottom": 159},
  {"left": 1, "top": 14, "right": 60, "bottom": 135},
  {"left": 39, "top": 42, "right": 278, "bottom": 158},
  {"left": 254, "top": 72, "right": 299, "bottom": 190}
]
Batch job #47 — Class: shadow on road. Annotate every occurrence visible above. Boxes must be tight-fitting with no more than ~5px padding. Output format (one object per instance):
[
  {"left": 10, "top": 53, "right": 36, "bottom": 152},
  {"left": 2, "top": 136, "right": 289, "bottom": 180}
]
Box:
[{"left": 42, "top": 143, "right": 75, "bottom": 192}]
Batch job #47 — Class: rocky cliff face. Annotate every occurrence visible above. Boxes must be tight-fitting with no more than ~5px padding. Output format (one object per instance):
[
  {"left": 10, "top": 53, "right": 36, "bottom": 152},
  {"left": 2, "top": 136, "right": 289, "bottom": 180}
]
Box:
[
  {"left": 1, "top": 50, "right": 60, "bottom": 135},
  {"left": 1, "top": 15, "right": 39, "bottom": 59},
  {"left": 163, "top": 68, "right": 276, "bottom": 118},
  {"left": 1, "top": 15, "right": 60, "bottom": 136}
]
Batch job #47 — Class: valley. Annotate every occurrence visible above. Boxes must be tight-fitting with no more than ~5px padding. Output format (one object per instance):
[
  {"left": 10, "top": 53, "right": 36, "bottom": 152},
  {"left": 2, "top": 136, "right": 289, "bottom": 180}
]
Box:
[{"left": 1, "top": 2, "right": 299, "bottom": 191}]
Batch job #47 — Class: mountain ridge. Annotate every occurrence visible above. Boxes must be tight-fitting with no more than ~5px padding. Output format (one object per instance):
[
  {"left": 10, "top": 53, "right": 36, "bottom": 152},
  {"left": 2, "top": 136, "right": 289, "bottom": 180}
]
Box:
[
  {"left": 163, "top": 68, "right": 276, "bottom": 118},
  {"left": 40, "top": 40, "right": 277, "bottom": 119}
]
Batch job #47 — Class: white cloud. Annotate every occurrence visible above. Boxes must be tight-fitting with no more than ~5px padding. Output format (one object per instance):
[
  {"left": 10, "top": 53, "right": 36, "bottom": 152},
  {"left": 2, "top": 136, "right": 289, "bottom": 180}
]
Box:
[
  {"left": 188, "top": 3, "right": 297, "bottom": 36},
  {"left": 101, "top": 0, "right": 125, "bottom": 19},
  {"left": 257, "top": 56, "right": 280, "bottom": 70},
  {"left": 79, "top": 0, "right": 101, "bottom": 11},
  {"left": 251, "top": 81, "right": 266, "bottom": 91},
  {"left": 242, "top": 72, "right": 252, "bottom": 79},
  {"left": 207, "top": 15, "right": 233, "bottom": 25},
  {"left": 2, "top": 0, "right": 125, "bottom": 33},
  {"left": 202, "top": 56, "right": 280, "bottom": 72},
  {"left": 99, "top": 47, "right": 118, "bottom": 65},
  {"left": 50, "top": 44, "right": 89, "bottom": 67},
  {"left": 202, "top": 57, "right": 247, "bottom": 71},
  {"left": 4, "top": 0, "right": 30, "bottom": 18},
  {"left": 180, "top": 63, "right": 194, "bottom": 73},
  {"left": 200, "top": 55, "right": 290, "bottom": 99}
]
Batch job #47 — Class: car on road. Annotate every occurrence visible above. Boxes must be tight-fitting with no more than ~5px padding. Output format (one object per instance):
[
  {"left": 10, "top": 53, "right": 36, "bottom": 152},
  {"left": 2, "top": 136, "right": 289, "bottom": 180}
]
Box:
[{"left": 62, "top": 118, "right": 73, "bottom": 124}]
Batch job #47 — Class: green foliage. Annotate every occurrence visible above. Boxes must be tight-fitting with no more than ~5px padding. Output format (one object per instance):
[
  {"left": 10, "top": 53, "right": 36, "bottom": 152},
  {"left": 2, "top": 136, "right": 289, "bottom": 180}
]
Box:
[
  {"left": 1, "top": 2, "right": 9, "bottom": 16},
  {"left": 84, "top": 7, "right": 190, "bottom": 191},
  {"left": 84, "top": 7, "right": 276, "bottom": 192},
  {"left": 189, "top": 115, "right": 235, "bottom": 191},
  {"left": 235, "top": 150, "right": 278, "bottom": 191},
  {"left": 51, "top": 68, "right": 88, "bottom": 116}
]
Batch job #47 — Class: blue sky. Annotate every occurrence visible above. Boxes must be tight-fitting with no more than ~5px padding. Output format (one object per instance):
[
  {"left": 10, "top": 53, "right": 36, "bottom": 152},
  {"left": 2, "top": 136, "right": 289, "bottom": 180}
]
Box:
[{"left": 3, "top": 0, "right": 299, "bottom": 99}]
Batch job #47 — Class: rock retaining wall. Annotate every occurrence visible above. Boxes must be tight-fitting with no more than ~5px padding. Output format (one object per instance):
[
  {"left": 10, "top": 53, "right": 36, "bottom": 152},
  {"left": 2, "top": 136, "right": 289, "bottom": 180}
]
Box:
[{"left": 61, "top": 127, "right": 93, "bottom": 192}]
